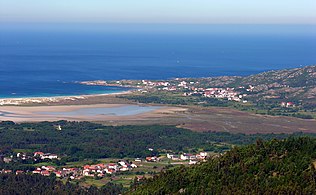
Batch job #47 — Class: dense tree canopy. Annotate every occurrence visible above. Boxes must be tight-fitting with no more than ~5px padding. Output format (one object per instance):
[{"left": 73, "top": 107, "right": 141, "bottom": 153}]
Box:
[
  {"left": 131, "top": 137, "right": 316, "bottom": 194},
  {"left": 0, "top": 121, "right": 308, "bottom": 159},
  {"left": 0, "top": 173, "right": 123, "bottom": 195}
]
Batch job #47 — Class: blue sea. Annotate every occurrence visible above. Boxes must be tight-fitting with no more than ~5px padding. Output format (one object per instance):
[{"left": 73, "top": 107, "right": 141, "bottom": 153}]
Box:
[{"left": 0, "top": 24, "right": 315, "bottom": 98}]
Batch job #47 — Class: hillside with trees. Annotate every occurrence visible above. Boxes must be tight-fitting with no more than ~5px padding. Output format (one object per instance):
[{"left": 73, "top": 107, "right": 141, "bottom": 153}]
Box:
[
  {"left": 0, "top": 121, "right": 311, "bottom": 160},
  {"left": 130, "top": 137, "right": 316, "bottom": 194}
]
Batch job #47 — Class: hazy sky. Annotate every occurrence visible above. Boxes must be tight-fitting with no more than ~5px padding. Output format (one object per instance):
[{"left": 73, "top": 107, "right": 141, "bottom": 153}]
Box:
[{"left": 0, "top": 0, "right": 315, "bottom": 24}]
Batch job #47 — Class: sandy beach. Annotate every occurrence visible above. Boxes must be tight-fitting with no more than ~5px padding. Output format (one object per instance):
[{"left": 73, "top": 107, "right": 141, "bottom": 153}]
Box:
[{"left": 0, "top": 91, "right": 134, "bottom": 106}]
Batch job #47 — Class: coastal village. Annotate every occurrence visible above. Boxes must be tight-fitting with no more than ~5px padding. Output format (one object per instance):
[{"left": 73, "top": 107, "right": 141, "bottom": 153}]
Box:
[
  {"left": 82, "top": 79, "right": 250, "bottom": 103},
  {"left": 140, "top": 79, "right": 248, "bottom": 103},
  {"left": 0, "top": 150, "right": 209, "bottom": 181}
]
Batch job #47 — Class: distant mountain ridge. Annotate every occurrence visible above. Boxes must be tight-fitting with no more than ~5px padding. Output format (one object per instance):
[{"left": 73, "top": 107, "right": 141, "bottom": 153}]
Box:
[
  {"left": 240, "top": 65, "right": 316, "bottom": 87},
  {"left": 196, "top": 65, "right": 316, "bottom": 110},
  {"left": 240, "top": 65, "right": 316, "bottom": 104}
]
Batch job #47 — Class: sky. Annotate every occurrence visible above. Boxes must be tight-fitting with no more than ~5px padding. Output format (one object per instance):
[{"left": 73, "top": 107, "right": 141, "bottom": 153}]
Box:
[{"left": 0, "top": 0, "right": 315, "bottom": 24}]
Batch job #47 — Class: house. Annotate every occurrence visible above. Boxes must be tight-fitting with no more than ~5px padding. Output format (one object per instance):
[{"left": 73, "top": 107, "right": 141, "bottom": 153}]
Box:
[
  {"left": 286, "top": 102, "right": 295, "bottom": 107},
  {"left": 96, "top": 164, "right": 106, "bottom": 169},
  {"left": 146, "top": 156, "right": 158, "bottom": 162},
  {"left": 41, "top": 153, "right": 58, "bottom": 160},
  {"left": 105, "top": 168, "right": 116, "bottom": 174},
  {"left": 137, "top": 175, "right": 145, "bottom": 181},
  {"left": 180, "top": 154, "right": 195, "bottom": 161},
  {"left": 131, "top": 163, "right": 138, "bottom": 168},
  {"left": 83, "top": 170, "right": 94, "bottom": 177},
  {"left": 34, "top": 152, "right": 58, "bottom": 160},
  {"left": 281, "top": 102, "right": 296, "bottom": 108},
  {"left": 33, "top": 170, "right": 41, "bottom": 174},
  {"left": 120, "top": 165, "right": 129, "bottom": 172},
  {"left": 34, "top": 152, "right": 44, "bottom": 157},
  {"left": 83, "top": 165, "right": 91, "bottom": 170},
  {"left": 55, "top": 125, "right": 62, "bottom": 131},
  {"left": 41, "top": 166, "right": 56, "bottom": 171},
  {"left": 200, "top": 152, "right": 208, "bottom": 157},
  {"left": 62, "top": 168, "right": 80, "bottom": 177},
  {"left": 167, "top": 153, "right": 180, "bottom": 160},
  {"left": 54, "top": 171, "right": 62, "bottom": 177},
  {"left": 16, "top": 170, "right": 24, "bottom": 175},
  {"left": 3, "top": 157, "right": 12, "bottom": 163},
  {"left": 41, "top": 170, "right": 50, "bottom": 176},
  {"left": 118, "top": 161, "right": 127, "bottom": 166},
  {"left": 107, "top": 163, "right": 118, "bottom": 170},
  {"left": 4, "top": 170, "right": 12, "bottom": 174}
]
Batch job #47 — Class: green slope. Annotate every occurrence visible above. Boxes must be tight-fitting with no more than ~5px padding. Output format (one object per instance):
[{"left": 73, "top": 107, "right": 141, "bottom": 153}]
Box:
[{"left": 131, "top": 137, "right": 316, "bottom": 194}]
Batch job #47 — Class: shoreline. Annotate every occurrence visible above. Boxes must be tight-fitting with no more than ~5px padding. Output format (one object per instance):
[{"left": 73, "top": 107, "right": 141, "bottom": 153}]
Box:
[{"left": 0, "top": 90, "right": 134, "bottom": 106}]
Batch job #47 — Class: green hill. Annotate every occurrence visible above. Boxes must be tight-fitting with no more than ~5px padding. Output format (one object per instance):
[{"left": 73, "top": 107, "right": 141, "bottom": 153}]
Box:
[
  {"left": 240, "top": 65, "right": 316, "bottom": 88},
  {"left": 237, "top": 65, "right": 316, "bottom": 104},
  {"left": 204, "top": 65, "right": 316, "bottom": 107},
  {"left": 130, "top": 137, "right": 316, "bottom": 194}
]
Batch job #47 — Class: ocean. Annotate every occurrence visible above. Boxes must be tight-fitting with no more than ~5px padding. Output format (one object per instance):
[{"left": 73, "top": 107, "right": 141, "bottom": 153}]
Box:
[{"left": 0, "top": 24, "right": 315, "bottom": 98}]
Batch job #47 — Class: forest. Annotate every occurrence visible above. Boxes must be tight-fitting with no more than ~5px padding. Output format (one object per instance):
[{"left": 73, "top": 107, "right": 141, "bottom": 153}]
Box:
[
  {"left": 0, "top": 173, "right": 123, "bottom": 195},
  {"left": 0, "top": 121, "right": 311, "bottom": 161},
  {"left": 1, "top": 121, "right": 316, "bottom": 194},
  {"left": 130, "top": 137, "right": 316, "bottom": 194}
]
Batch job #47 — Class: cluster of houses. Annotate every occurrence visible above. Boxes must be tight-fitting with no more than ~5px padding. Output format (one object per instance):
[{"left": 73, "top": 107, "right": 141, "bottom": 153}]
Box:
[
  {"left": 1, "top": 160, "right": 140, "bottom": 179},
  {"left": 0, "top": 151, "right": 59, "bottom": 164},
  {"left": 183, "top": 87, "right": 247, "bottom": 102},
  {"left": 3, "top": 160, "right": 139, "bottom": 180},
  {"left": 80, "top": 78, "right": 256, "bottom": 104},
  {"left": 1, "top": 150, "right": 212, "bottom": 179},
  {"left": 133, "top": 79, "right": 301, "bottom": 109},
  {"left": 141, "top": 80, "right": 170, "bottom": 87},
  {"left": 145, "top": 156, "right": 158, "bottom": 162},
  {"left": 281, "top": 101, "right": 296, "bottom": 108},
  {"left": 32, "top": 166, "right": 65, "bottom": 177},
  {"left": 82, "top": 160, "right": 138, "bottom": 177},
  {"left": 33, "top": 152, "right": 59, "bottom": 160},
  {"left": 166, "top": 152, "right": 208, "bottom": 165},
  {"left": 138, "top": 79, "right": 248, "bottom": 103}
]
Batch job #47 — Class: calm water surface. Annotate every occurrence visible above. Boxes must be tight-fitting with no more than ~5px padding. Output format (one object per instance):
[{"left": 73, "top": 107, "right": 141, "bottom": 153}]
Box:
[
  {"left": 1, "top": 24, "right": 315, "bottom": 98},
  {"left": 38, "top": 105, "right": 162, "bottom": 116}
]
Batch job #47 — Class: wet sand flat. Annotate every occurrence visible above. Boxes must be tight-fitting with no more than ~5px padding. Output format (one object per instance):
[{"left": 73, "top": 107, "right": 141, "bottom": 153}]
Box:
[
  {"left": 0, "top": 104, "right": 185, "bottom": 122},
  {"left": 0, "top": 104, "right": 315, "bottom": 134},
  {"left": 0, "top": 95, "right": 315, "bottom": 134},
  {"left": 99, "top": 106, "right": 316, "bottom": 134}
]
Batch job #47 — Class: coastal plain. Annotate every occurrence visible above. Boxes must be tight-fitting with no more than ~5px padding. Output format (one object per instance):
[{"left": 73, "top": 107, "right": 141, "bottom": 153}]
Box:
[{"left": 0, "top": 94, "right": 315, "bottom": 134}]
